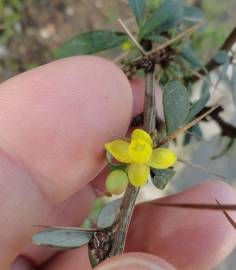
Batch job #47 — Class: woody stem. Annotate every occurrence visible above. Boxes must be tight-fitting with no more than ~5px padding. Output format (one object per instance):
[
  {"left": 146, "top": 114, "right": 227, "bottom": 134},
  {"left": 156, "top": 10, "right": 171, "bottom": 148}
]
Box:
[{"left": 109, "top": 61, "right": 156, "bottom": 255}]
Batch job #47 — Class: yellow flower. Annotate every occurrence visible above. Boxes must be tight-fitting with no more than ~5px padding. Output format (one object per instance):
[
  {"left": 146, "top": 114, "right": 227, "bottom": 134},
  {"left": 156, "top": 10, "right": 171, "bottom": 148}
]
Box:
[{"left": 105, "top": 129, "right": 177, "bottom": 188}]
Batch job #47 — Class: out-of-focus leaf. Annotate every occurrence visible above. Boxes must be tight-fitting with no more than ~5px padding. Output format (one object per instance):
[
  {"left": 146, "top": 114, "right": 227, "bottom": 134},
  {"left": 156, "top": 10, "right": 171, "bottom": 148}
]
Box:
[
  {"left": 128, "top": 0, "right": 146, "bottom": 26},
  {"left": 97, "top": 199, "right": 122, "bottom": 228},
  {"left": 55, "top": 31, "right": 127, "bottom": 58},
  {"left": 214, "top": 50, "right": 230, "bottom": 64},
  {"left": 180, "top": 46, "right": 203, "bottom": 69},
  {"left": 145, "top": 34, "right": 167, "bottom": 43},
  {"left": 140, "top": 0, "right": 183, "bottom": 38},
  {"left": 151, "top": 168, "right": 175, "bottom": 189},
  {"left": 183, "top": 124, "right": 202, "bottom": 145},
  {"left": 106, "top": 152, "right": 128, "bottom": 171},
  {"left": 32, "top": 227, "right": 93, "bottom": 248},
  {"left": 211, "top": 138, "right": 234, "bottom": 159},
  {"left": 183, "top": 6, "right": 205, "bottom": 28},
  {"left": 163, "top": 81, "right": 190, "bottom": 134},
  {"left": 186, "top": 76, "right": 210, "bottom": 122},
  {"left": 230, "top": 64, "right": 236, "bottom": 105}
]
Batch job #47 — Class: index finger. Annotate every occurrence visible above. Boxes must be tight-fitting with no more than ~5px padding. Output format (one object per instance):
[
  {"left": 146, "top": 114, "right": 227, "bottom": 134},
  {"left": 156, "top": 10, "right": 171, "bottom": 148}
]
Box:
[{"left": 0, "top": 56, "right": 133, "bottom": 268}]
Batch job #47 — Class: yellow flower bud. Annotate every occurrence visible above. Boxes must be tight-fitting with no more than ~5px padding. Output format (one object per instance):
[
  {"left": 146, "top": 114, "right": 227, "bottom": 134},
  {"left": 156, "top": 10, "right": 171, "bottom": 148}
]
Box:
[{"left": 106, "top": 170, "right": 128, "bottom": 195}]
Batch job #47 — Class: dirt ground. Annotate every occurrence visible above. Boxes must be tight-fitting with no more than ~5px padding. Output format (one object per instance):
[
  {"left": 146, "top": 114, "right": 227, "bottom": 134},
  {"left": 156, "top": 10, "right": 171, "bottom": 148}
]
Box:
[
  {"left": 0, "top": 0, "right": 236, "bottom": 82},
  {"left": 0, "top": 0, "right": 130, "bottom": 81}
]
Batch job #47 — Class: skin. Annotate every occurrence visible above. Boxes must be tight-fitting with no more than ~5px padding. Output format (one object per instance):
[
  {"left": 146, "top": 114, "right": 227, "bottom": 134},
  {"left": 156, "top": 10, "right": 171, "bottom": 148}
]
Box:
[{"left": 0, "top": 56, "right": 234, "bottom": 270}]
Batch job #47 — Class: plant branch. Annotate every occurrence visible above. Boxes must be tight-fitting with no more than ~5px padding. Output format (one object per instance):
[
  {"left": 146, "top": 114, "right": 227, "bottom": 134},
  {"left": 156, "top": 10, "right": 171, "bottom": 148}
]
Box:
[
  {"left": 158, "top": 105, "right": 219, "bottom": 146},
  {"left": 109, "top": 61, "right": 156, "bottom": 256}
]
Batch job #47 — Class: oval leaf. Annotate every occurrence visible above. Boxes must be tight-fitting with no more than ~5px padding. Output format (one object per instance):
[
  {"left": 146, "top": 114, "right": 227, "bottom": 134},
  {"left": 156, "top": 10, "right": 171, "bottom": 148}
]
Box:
[
  {"left": 180, "top": 46, "right": 203, "bottom": 69},
  {"left": 128, "top": 0, "right": 146, "bottom": 26},
  {"left": 97, "top": 199, "right": 122, "bottom": 228},
  {"left": 183, "top": 6, "right": 205, "bottom": 28},
  {"left": 55, "top": 30, "right": 127, "bottom": 58},
  {"left": 151, "top": 168, "right": 175, "bottom": 190},
  {"left": 186, "top": 76, "right": 210, "bottom": 122},
  {"left": 214, "top": 50, "right": 230, "bottom": 64},
  {"left": 33, "top": 228, "right": 93, "bottom": 248},
  {"left": 163, "top": 81, "right": 190, "bottom": 134},
  {"left": 140, "top": 0, "right": 183, "bottom": 37}
]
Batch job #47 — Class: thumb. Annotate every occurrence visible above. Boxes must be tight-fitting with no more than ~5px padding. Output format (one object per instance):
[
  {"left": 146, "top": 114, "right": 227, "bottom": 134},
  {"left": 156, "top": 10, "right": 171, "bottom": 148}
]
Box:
[{"left": 96, "top": 253, "right": 176, "bottom": 270}]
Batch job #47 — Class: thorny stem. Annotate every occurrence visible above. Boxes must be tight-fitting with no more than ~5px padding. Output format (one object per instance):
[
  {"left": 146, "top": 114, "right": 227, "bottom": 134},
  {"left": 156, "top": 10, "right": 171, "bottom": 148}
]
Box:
[{"left": 109, "top": 64, "right": 157, "bottom": 256}]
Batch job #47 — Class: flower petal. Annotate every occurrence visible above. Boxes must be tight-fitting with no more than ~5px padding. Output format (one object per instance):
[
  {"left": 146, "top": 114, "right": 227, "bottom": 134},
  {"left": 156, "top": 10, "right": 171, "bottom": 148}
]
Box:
[
  {"left": 105, "top": 140, "right": 132, "bottom": 163},
  {"left": 131, "top": 129, "right": 153, "bottom": 146},
  {"left": 128, "top": 139, "right": 152, "bottom": 163},
  {"left": 148, "top": 148, "right": 177, "bottom": 169},
  {"left": 128, "top": 164, "right": 150, "bottom": 187}
]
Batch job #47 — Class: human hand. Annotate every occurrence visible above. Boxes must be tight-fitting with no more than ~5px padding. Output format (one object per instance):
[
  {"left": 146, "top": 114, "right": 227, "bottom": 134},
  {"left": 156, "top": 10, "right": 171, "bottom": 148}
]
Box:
[{"left": 1, "top": 56, "right": 235, "bottom": 270}]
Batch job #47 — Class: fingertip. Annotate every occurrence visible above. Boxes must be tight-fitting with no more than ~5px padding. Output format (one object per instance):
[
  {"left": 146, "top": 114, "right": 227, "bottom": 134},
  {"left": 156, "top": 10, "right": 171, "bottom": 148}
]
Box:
[
  {"left": 0, "top": 55, "right": 133, "bottom": 202},
  {"left": 127, "top": 180, "right": 236, "bottom": 270},
  {"left": 96, "top": 252, "right": 176, "bottom": 270}
]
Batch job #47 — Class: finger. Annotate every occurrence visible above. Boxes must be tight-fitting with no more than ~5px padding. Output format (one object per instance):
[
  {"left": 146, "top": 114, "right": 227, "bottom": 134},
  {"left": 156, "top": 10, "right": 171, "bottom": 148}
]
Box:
[
  {"left": 127, "top": 180, "right": 236, "bottom": 270},
  {"left": 40, "top": 247, "right": 175, "bottom": 270},
  {"left": 0, "top": 56, "right": 133, "bottom": 268}
]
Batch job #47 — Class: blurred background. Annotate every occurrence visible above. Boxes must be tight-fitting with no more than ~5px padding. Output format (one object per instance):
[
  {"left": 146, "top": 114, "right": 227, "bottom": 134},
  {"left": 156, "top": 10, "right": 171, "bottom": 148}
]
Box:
[
  {"left": 1, "top": 0, "right": 236, "bottom": 269},
  {"left": 0, "top": 0, "right": 236, "bottom": 82}
]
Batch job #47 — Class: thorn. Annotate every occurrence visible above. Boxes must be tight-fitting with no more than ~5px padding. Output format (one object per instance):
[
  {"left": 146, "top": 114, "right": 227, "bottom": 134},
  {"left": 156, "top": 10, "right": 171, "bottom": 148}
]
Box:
[
  {"left": 154, "top": 201, "right": 236, "bottom": 210},
  {"left": 158, "top": 104, "right": 220, "bottom": 146},
  {"left": 215, "top": 199, "right": 236, "bottom": 229},
  {"left": 178, "top": 158, "right": 225, "bottom": 179},
  {"left": 118, "top": 18, "right": 147, "bottom": 56}
]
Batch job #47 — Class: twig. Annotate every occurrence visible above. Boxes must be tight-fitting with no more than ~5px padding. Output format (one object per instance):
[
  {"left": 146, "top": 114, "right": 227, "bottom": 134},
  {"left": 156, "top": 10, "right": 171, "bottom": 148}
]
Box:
[
  {"left": 216, "top": 199, "right": 236, "bottom": 229},
  {"left": 178, "top": 158, "right": 225, "bottom": 179},
  {"left": 133, "top": 22, "right": 204, "bottom": 63},
  {"left": 147, "top": 22, "right": 204, "bottom": 56},
  {"left": 118, "top": 18, "right": 147, "bottom": 55},
  {"left": 158, "top": 105, "right": 219, "bottom": 146},
  {"left": 110, "top": 61, "right": 156, "bottom": 255}
]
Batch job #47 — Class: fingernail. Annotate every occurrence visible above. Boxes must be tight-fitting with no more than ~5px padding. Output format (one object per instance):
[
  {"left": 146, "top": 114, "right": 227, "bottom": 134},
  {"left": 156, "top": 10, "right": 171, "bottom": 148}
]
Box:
[
  {"left": 11, "top": 256, "right": 34, "bottom": 270},
  {"left": 97, "top": 257, "right": 168, "bottom": 270}
]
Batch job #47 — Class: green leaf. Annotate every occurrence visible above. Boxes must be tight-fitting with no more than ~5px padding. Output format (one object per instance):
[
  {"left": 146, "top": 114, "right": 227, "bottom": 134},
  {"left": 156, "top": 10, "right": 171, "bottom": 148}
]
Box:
[
  {"left": 213, "top": 50, "right": 230, "bottom": 64},
  {"left": 128, "top": 0, "right": 146, "bottom": 26},
  {"left": 140, "top": 0, "right": 183, "bottom": 38},
  {"left": 183, "top": 124, "right": 202, "bottom": 145},
  {"left": 32, "top": 227, "right": 93, "bottom": 248},
  {"left": 211, "top": 138, "right": 234, "bottom": 160},
  {"left": 186, "top": 77, "right": 210, "bottom": 122},
  {"left": 230, "top": 64, "right": 236, "bottom": 105},
  {"left": 183, "top": 6, "right": 205, "bottom": 28},
  {"left": 151, "top": 168, "right": 175, "bottom": 189},
  {"left": 55, "top": 30, "right": 127, "bottom": 58},
  {"left": 106, "top": 152, "right": 128, "bottom": 171},
  {"left": 180, "top": 46, "right": 203, "bottom": 69},
  {"left": 97, "top": 199, "right": 122, "bottom": 228},
  {"left": 163, "top": 81, "right": 190, "bottom": 134},
  {"left": 145, "top": 34, "right": 167, "bottom": 43}
]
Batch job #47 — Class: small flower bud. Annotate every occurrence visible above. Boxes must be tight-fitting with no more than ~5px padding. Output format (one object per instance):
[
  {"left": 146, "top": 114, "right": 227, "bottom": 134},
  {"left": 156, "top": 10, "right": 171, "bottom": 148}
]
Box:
[{"left": 106, "top": 170, "right": 128, "bottom": 195}]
